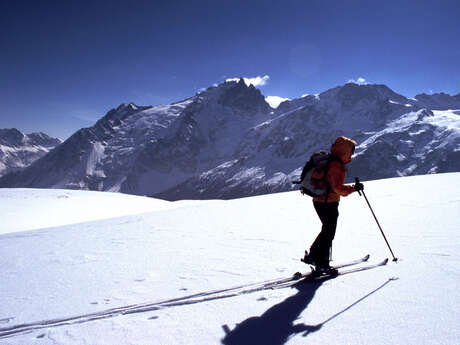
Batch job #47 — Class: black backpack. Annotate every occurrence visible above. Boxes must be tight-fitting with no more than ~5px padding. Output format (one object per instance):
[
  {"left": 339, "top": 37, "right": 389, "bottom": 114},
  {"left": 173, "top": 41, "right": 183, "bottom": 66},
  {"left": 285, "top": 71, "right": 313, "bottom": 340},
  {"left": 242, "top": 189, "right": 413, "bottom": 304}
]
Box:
[{"left": 293, "top": 150, "right": 338, "bottom": 198}]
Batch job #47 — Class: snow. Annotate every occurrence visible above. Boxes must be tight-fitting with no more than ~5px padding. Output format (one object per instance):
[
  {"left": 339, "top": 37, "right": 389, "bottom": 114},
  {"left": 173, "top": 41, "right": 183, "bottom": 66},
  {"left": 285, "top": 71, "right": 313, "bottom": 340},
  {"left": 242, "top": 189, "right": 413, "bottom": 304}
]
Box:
[
  {"left": 395, "top": 153, "right": 406, "bottom": 162},
  {"left": 430, "top": 109, "right": 460, "bottom": 130},
  {"left": 388, "top": 100, "right": 413, "bottom": 108},
  {"left": 86, "top": 141, "right": 105, "bottom": 176},
  {"left": 265, "top": 96, "right": 291, "bottom": 108},
  {"left": 0, "top": 145, "right": 42, "bottom": 154},
  {"left": 253, "top": 106, "right": 305, "bottom": 130},
  {"left": 0, "top": 189, "right": 174, "bottom": 234},
  {"left": 1, "top": 173, "right": 459, "bottom": 344},
  {"left": 225, "top": 76, "right": 270, "bottom": 87},
  {"left": 357, "top": 109, "right": 459, "bottom": 153}
]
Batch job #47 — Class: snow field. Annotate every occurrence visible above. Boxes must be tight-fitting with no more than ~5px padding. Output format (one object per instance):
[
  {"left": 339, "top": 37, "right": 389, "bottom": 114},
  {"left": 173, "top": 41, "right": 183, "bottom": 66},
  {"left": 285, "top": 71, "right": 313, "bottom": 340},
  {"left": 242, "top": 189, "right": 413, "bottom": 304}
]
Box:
[
  {"left": 0, "top": 188, "right": 175, "bottom": 234},
  {"left": 0, "top": 172, "right": 459, "bottom": 344}
]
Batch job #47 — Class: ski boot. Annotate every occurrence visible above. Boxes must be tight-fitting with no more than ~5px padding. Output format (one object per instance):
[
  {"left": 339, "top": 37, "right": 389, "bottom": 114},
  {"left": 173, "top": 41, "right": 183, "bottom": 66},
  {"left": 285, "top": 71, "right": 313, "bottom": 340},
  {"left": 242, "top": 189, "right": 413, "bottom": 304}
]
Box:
[
  {"left": 313, "top": 264, "right": 338, "bottom": 277},
  {"left": 301, "top": 250, "right": 316, "bottom": 265}
]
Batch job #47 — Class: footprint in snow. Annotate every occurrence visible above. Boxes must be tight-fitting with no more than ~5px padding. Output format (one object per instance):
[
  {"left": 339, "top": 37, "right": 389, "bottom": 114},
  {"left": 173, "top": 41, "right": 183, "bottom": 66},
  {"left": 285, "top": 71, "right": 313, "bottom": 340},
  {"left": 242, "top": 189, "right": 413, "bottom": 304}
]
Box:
[{"left": 90, "top": 299, "right": 111, "bottom": 305}]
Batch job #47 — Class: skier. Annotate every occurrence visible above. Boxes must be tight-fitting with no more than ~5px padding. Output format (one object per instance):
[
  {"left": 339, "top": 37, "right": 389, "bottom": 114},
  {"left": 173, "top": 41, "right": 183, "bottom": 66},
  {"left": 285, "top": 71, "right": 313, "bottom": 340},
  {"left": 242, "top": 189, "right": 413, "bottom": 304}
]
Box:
[{"left": 303, "top": 136, "right": 364, "bottom": 275}]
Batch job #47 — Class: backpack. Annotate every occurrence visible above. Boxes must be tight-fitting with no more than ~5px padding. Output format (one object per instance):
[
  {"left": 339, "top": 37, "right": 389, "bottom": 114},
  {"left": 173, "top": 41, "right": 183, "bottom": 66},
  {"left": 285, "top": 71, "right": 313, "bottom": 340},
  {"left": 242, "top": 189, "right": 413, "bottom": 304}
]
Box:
[{"left": 295, "top": 150, "right": 337, "bottom": 198}]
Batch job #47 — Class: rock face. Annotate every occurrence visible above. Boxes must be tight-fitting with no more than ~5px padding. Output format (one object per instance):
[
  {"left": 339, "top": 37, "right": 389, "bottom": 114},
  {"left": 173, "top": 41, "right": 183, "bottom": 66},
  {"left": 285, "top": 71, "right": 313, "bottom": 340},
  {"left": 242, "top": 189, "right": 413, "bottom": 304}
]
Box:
[
  {"left": 0, "top": 129, "right": 62, "bottom": 177},
  {"left": 1, "top": 80, "right": 459, "bottom": 200}
]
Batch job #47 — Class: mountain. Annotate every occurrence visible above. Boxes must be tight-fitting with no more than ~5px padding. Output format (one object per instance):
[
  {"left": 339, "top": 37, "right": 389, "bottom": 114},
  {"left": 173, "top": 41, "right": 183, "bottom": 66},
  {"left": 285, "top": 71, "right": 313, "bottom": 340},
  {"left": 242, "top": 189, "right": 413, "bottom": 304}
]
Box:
[
  {"left": 411, "top": 92, "right": 460, "bottom": 110},
  {"left": 348, "top": 109, "right": 460, "bottom": 180},
  {"left": 0, "top": 81, "right": 459, "bottom": 200},
  {"left": 0, "top": 129, "right": 62, "bottom": 177},
  {"left": 0, "top": 80, "right": 271, "bottom": 195},
  {"left": 156, "top": 84, "right": 459, "bottom": 200}
]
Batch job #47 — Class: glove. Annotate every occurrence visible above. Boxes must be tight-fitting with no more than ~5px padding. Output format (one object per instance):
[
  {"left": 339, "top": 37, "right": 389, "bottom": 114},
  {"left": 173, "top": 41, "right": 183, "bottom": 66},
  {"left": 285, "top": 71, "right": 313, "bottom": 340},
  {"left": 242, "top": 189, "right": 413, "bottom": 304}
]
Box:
[{"left": 354, "top": 182, "right": 364, "bottom": 192}]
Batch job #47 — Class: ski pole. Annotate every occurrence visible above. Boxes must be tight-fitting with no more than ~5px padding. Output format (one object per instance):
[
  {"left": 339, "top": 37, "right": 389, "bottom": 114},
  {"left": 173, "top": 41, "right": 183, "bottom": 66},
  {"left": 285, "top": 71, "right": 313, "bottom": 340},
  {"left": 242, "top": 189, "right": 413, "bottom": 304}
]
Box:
[{"left": 355, "top": 177, "right": 398, "bottom": 262}]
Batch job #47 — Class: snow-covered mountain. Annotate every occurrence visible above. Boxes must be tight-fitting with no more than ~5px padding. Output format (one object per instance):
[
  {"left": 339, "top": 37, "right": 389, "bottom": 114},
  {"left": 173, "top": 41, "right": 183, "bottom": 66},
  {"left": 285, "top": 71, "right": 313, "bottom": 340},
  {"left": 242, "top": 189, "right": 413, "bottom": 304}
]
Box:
[
  {"left": 0, "top": 129, "right": 62, "bottom": 177},
  {"left": 0, "top": 81, "right": 459, "bottom": 200},
  {"left": 1, "top": 173, "right": 459, "bottom": 344},
  {"left": 0, "top": 80, "right": 271, "bottom": 195},
  {"left": 156, "top": 84, "right": 460, "bottom": 200},
  {"left": 410, "top": 92, "right": 460, "bottom": 110},
  {"left": 349, "top": 109, "right": 460, "bottom": 180}
]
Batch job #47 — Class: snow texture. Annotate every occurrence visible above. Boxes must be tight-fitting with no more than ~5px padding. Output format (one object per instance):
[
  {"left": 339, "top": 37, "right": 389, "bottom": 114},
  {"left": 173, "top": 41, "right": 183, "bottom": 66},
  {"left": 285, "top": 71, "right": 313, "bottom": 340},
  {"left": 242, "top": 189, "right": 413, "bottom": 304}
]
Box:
[{"left": 0, "top": 173, "right": 459, "bottom": 344}]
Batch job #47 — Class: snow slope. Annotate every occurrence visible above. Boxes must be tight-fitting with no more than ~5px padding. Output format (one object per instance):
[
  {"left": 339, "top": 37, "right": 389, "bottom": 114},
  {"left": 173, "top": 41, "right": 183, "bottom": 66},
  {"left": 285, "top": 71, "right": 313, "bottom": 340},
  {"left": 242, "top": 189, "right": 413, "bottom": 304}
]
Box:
[
  {"left": 0, "top": 189, "right": 174, "bottom": 234},
  {"left": 0, "top": 173, "right": 459, "bottom": 344}
]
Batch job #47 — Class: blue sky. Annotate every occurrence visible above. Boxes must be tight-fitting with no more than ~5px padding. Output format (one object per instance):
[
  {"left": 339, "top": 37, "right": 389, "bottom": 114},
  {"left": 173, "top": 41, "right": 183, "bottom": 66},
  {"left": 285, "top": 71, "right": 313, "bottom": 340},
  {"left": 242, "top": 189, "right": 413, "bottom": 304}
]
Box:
[{"left": 1, "top": 0, "right": 459, "bottom": 139}]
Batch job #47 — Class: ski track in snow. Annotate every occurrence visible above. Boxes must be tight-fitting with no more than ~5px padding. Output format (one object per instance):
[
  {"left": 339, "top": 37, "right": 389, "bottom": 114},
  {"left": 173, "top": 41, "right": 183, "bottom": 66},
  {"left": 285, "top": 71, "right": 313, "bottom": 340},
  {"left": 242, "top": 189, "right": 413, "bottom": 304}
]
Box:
[{"left": 0, "top": 258, "right": 387, "bottom": 339}]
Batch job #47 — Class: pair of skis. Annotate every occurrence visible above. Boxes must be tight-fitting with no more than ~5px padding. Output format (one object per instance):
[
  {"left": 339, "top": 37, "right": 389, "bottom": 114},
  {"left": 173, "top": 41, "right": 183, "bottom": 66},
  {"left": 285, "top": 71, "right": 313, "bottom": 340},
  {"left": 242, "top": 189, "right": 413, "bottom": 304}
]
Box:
[
  {"left": 258, "top": 254, "right": 387, "bottom": 291},
  {"left": 293, "top": 254, "right": 387, "bottom": 281}
]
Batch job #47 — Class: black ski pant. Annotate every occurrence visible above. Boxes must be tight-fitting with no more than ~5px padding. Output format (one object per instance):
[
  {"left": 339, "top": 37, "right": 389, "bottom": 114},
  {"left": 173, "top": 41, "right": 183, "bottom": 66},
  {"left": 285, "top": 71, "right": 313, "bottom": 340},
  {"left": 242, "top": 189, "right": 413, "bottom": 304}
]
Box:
[{"left": 309, "top": 201, "right": 339, "bottom": 267}]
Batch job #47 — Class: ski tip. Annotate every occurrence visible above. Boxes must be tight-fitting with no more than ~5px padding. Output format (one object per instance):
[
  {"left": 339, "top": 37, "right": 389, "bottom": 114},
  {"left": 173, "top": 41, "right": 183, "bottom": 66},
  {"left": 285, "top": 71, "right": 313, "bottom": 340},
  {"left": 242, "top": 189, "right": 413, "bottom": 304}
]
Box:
[
  {"left": 382, "top": 258, "right": 389, "bottom": 265},
  {"left": 364, "top": 254, "right": 370, "bottom": 261}
]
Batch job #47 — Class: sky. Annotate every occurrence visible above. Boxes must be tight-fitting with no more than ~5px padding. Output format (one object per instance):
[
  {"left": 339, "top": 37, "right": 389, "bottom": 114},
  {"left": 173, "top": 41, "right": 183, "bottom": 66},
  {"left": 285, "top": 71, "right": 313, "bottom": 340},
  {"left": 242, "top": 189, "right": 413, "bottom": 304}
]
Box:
[{"left": 1, "top": 0, "right": 459, "bottom": 139}]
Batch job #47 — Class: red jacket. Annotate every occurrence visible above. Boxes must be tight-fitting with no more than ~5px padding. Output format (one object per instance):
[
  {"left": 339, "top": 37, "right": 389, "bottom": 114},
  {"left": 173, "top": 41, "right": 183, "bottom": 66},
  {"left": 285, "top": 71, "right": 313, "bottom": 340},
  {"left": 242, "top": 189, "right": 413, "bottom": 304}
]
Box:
[{"left": 313, "top": 137, "right": 357, "bottom": 203}]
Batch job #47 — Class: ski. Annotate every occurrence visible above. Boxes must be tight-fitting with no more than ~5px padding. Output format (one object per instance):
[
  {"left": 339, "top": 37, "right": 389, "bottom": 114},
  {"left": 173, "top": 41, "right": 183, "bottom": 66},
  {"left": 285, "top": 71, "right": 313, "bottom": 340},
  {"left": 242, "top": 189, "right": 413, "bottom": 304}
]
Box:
[
  {"left": 272, "top": 258, "right": 389, "bottom": 290},
  {"left": 330, "top": 257, "right": 388, "bottom": 277},
  {"left": 294, "top": 254, "right": 370, "bottom": 280},
  {"left": 332, "top": 253, "right": 370, "bottom": 269},
  {"left": 306, "top": 258, "right": 389, "bottom": 282}
]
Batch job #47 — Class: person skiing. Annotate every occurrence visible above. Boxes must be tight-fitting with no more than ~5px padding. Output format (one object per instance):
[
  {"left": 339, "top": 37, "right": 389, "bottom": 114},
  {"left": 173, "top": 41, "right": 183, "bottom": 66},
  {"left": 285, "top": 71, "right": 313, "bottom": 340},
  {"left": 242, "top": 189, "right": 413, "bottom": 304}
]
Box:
[{"left": 303, "top": 136, "right": 364, "bottom": 274}]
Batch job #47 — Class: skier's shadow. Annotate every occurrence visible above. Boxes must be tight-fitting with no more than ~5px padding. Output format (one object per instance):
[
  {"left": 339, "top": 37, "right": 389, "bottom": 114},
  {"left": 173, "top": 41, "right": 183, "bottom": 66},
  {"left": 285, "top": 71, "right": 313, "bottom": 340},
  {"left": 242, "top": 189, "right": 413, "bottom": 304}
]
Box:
[
  {"left": 221, "top": 277, "right": 396, "bottom": 345},
  {"left": 221, "top": 276, "right": 332, "bottom": 345}
]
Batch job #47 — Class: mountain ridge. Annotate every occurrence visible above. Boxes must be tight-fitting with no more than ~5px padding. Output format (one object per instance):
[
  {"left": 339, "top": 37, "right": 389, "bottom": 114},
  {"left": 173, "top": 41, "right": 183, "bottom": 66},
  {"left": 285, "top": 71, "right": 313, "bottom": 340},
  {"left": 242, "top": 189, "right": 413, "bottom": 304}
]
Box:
[
  {"left": 0, "top": 129, "right": 62, "bottom": 177},
  {"left": 0, "top": 80, "right": 459, "bottom": 200}
]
